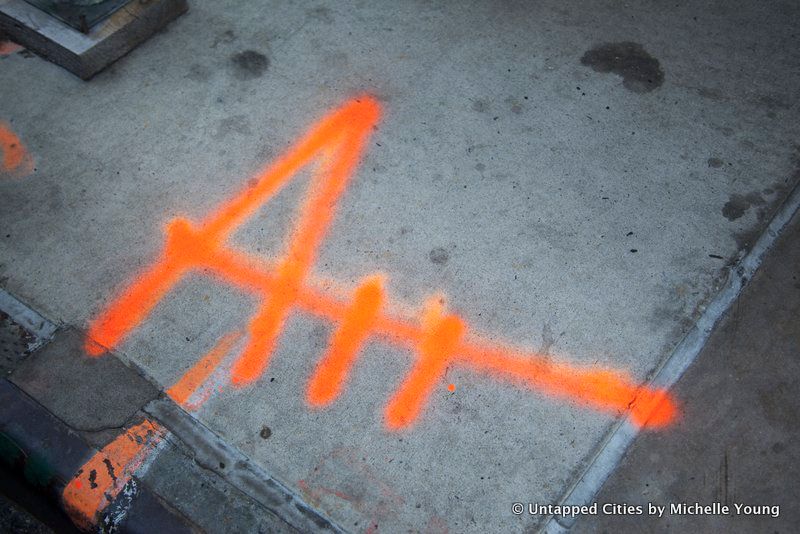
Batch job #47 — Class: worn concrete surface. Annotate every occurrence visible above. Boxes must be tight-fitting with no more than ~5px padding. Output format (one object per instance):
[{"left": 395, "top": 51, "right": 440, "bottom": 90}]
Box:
[
  {"left": 1, "top": 0, "right": 800, "bottom": 532},
  {"left": 10, "top": 328, "right": 159, "bottom": 438},
  {"left": 0, "top": 489, "right": 53, "bottom": 533},
  {"left": 574, "top": 204, "right": 800, "bottom": 532},
  {"left": 0, "top": 454, "right": 81, "bottom": 534},
  {"left": 142, "top": 437, "right": 296, "bottom": 534},
  {"left": 0, "top": 310, "right": 34, "bottom": 376}
]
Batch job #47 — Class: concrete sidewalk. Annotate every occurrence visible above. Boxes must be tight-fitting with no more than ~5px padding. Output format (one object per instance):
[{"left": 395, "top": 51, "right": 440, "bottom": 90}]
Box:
[
  {"left": 575, "top": 201, "right": 800, "bottom": 533},
  {"left": 2, "top": 0, "right": 800, "bottom": 532}
]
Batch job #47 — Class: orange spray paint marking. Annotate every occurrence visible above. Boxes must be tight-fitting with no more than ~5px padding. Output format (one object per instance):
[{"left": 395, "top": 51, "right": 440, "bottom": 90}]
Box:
[
  {"left": 0, "top": 41, "right": 23, "bottom": 56},
  {"left": 64, "top": 329, "right": 239, "bottom": 529},
  {"left": 85, "top": 96, "right": 678, "bottom": 430},
  {"left": 308, "top": 275, "right": 384, "bottom": 407},
  {"left": 167, "top": 330, "right": 243, "bottom": 406},
  {"left": 0, "top": 122, "right": 34, "bottom": 177},
  {"left": 385, "top": 300, "right": 465, "bottom": 429},
  {"left": 62, "top": 419, "right": 165, "bottom": 530}
]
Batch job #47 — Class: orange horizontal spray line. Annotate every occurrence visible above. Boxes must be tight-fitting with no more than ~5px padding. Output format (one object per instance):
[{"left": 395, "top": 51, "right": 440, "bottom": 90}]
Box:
[{"left": 85, "top": 95, "right": 677, "bottom": 430}]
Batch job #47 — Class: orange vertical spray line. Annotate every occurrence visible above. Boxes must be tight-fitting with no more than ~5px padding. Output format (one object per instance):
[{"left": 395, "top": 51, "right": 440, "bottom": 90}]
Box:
[
  {"left": 307, "top": 276, "right": 384, "bottom": 407},
  {"left": 232, "top": 260, "right": 304, "bottom": 386},
  {"left": 385, "top": 300, "right": 465, "bottom": 430}
]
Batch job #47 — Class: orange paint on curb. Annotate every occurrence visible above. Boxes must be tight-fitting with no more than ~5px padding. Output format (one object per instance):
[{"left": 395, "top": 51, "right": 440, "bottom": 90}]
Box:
[
  {"left": 0, "top": 122, "right": 34, "bottom": 177},
  {"left": 84, "top": 96, "right": 678, "bottom": 431},
  {"left": 65, "top": 326, "right": 241, "bottom": 529},
  {"left": 62, "top": 420, "right": 165, "bottom": 530}
]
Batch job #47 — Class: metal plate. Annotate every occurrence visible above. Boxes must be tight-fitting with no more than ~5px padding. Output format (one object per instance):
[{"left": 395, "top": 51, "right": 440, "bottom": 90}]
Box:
[{"left": 23, "top": 0, "right": 130, "bottom": 33}]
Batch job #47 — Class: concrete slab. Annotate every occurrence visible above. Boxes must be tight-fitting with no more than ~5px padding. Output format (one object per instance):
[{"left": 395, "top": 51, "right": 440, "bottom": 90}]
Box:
[
  {"left": 141, "top": 437, "right": 296, "bottom": 534},
  {"left": 10, "top": 328, "right": 159, "bottom": 438},
  {"left": 1, "top": 0, "right": 799, "bottom": 532},
  {"left": 144, "top": 396, "right": 339, "bottom": 533},
  {"left": 0, "top": 378, "right": 198, "bottom": 531},
  {"left": 574, "top": 205, "right": 800, "bottom": 532}
]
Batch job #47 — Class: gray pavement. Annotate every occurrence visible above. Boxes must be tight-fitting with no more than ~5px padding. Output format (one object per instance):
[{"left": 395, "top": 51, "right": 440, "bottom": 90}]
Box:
[
  {"left": 1, "top": 0, "right": 800, "bottom": 532},
  {"left": 575, "top": 206, "right": 800, "bottom": 533},
  {"left": 0, "top": 490, "right": 53, "bottom": 534}
]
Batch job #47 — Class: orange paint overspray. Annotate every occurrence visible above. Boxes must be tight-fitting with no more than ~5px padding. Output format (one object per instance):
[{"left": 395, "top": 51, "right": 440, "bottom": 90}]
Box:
[
  {"left": 85, "top": 96, "right": 678, "bottom": 431},
  {"left": 167, "top": 330, "right": 243, "bottom": 406},
  {"left": 0, "top": 41, "right": 23, "bottom": 56},
  {"left": 0, "top": 122, "right": 34, "bottom": 177}
]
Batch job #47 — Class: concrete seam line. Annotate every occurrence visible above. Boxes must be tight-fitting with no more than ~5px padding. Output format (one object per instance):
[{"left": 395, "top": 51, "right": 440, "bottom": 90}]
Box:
[
  {"left": 542, "top": 179, "right": 800, "bottom": 534},
  {"left": 0, "top": 287, "right": 58, "bottom": 349},
  {"left": 144, "top": 397, "right": 346, "bottom": 534}
]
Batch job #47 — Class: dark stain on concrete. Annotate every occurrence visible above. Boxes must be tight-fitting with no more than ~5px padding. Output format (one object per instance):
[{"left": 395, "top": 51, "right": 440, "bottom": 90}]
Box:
[
  {"left": 214, "top": 115, "right": 252, "bottom": 139},
  {"left": 722, "top": 192, "right": 765, "bottom": 221},
  {"left": 540, "top": 321, "right": 564, "bottom": 355},
  {"left": 471, "top": 99, "right": 489, "bottom": 113},
  {"left": 429, "top": 247, "right": 449, "bottom": 265},
  {"left": 211, "top": 29, "right": 236, "bottom": 48},
  {"left": 758, "top": 94, "right": 792, "bottom": 111},
  {"left": 230, "top": 50, "right": 269, "bottom": 80},
  {"left": 186, "top": 63, "right": 211, "bottom": 82},
  {"left": 580, "top": 42, "right": 664, "bottom": 93},
  {"left": 708, "top": 157, "right": 724, "bottom": 168}
]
